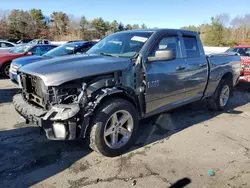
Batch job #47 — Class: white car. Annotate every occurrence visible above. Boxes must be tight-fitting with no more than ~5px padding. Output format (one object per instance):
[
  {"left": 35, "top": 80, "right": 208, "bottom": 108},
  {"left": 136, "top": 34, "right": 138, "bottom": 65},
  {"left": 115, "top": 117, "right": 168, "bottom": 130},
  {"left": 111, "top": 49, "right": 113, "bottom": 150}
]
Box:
[
  {"left": 0, "top": 40, "right": 16, "bottom": 50},
  {"left": 28, "top": 39, "right": 51, "bottom": 45}
]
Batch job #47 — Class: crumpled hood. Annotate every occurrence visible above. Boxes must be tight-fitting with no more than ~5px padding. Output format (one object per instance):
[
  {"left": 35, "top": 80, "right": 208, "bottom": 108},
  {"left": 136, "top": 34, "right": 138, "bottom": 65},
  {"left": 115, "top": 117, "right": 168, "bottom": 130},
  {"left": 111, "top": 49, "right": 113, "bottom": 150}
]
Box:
[
  {"left": 13, "top": 55, "right": 49, "bottom": 66},
  {"left": 19, "top": 54, "right": 132, "bottom": 86}
]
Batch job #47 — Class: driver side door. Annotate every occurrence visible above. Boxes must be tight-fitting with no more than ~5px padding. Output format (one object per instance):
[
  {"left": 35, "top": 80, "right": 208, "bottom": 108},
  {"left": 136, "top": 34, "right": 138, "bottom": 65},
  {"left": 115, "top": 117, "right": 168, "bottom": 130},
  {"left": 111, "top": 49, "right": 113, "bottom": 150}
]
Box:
[{"left": 144, "top": 35, "right": 187, "bottom": 115}]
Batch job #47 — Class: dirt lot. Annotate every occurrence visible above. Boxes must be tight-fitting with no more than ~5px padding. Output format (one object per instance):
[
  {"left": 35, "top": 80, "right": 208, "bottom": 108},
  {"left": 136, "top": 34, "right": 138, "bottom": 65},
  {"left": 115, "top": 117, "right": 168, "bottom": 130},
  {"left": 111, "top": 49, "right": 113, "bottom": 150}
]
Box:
[{"left": 1, "top": 78, "right": 250, "bottom": 188}]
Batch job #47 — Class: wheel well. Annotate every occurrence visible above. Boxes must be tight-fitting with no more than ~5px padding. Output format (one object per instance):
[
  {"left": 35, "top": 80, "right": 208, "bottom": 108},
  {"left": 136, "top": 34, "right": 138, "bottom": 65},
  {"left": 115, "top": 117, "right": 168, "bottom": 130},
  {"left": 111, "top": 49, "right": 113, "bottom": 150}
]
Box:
[
  {"left": 221, "top": 72, "right": 233, "bottom": 86},
  {"left": 107, "top": 93, "right": 138, "bottom": 110},
  {"left": 97, "top": 92, "right": 140, "bottom": 115}
]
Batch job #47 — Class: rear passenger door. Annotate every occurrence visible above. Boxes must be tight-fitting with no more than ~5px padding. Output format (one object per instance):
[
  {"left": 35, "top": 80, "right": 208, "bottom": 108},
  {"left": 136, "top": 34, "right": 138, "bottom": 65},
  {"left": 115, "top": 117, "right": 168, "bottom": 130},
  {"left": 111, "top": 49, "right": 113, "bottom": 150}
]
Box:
[{"left": 181, "top": 36, "right": 208, "bottom": 101}]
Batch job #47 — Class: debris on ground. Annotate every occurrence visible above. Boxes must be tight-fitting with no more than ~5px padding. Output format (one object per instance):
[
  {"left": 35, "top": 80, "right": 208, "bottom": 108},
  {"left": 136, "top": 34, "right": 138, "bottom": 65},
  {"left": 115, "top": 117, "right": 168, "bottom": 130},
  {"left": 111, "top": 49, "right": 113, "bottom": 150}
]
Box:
[
  {"left": 132, "top": 179, "right": 137, "bottom": 186},
  {"left": 208, "top": 170, "right": 215, "bottom": 176}
]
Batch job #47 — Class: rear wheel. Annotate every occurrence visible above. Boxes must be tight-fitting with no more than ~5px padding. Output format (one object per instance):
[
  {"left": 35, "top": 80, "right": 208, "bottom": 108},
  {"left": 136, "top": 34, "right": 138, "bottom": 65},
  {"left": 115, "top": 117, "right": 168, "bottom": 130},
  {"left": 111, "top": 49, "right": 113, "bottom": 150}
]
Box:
[
  {"left": 1, "top": 62, "right": 11, "bottom": 78},
  {"left": 209, "top": 79, "right": 232, "bottom": 111},
  {"left": 88, "top": 98, "right": 138, "bottom": 157}
]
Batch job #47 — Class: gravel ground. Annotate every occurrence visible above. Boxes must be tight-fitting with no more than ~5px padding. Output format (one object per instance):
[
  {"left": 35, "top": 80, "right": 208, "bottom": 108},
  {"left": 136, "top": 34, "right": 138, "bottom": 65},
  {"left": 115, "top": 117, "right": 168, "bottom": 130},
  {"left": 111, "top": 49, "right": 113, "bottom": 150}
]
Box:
[{"left": 1, "top": 78, "right": 250, "bottom": 188}]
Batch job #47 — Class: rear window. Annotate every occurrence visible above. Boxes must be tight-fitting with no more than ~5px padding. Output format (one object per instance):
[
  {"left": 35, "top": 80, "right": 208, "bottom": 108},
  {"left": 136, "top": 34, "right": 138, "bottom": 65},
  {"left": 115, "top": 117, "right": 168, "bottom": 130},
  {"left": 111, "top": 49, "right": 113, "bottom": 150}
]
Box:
[
  {"left": 183, "top": 36, "right": 200, "bottom": 58},
  {"left": 227, "top": 47, "right": 250, "bottom": 57}
]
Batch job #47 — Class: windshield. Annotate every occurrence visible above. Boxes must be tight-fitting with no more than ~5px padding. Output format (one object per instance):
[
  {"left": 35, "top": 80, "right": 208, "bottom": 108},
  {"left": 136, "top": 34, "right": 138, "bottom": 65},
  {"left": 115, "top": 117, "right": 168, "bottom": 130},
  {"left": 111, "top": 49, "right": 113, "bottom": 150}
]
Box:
[
  {"left": 227, "top": 47, "right": 250, "bottom": 57},
  {"left": 28, "top": 40, "right": 38, "bottom": 44},
  {"left": 44, "top": 42, "right": 84, "bottom": 57},
  {"left": 10, "top": 45, "right": 33, "bottom": 54},
  {"left": 87, "top": 32, "right": 153, "bottom": 58}
]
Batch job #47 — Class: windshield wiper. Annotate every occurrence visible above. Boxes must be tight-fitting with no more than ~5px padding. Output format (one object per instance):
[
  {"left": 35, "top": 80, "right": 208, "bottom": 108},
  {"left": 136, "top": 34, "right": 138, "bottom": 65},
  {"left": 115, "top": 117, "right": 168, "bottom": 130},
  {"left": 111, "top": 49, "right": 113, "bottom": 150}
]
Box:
[{"left": 99, "top": 52, "right": 119, "bottom": 58}]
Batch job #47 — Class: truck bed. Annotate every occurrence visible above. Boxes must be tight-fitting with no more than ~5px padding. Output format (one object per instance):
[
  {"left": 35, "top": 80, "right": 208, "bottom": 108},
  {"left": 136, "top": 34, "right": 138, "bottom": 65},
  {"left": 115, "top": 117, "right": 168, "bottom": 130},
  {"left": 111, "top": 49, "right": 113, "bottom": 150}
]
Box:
[{"left": 204, "top": 53, "right": 241, "bottom": 98}]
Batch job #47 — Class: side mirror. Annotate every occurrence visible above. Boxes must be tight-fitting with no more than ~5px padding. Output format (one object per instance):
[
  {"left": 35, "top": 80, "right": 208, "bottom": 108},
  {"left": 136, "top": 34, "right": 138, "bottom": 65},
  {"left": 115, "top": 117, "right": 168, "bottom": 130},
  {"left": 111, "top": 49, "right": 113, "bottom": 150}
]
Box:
[
  {"left": 26, "top": 52, "right": 33, "bottom": 56},
  {"left": 148, "top": 49, "right": 176, "bottom": 62}
]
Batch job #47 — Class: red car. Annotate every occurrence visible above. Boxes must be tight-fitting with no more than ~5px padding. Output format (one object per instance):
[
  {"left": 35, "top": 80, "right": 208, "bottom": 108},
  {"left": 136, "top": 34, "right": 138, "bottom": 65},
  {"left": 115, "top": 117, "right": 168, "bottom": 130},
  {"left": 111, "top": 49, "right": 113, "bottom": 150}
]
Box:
[
  {"left": 227, "top": 46, "right": 250, "bottom": 82},
  {"left": 0, "top": 44, "right": 56, "bottom": 77}
]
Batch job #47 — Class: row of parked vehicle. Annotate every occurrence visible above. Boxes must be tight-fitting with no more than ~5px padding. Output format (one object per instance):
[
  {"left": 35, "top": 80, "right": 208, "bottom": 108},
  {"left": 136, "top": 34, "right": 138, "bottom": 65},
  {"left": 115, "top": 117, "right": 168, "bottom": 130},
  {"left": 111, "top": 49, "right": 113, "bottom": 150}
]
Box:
[{"left": 226, "top": 46, "right": 250, "bottom": 82}]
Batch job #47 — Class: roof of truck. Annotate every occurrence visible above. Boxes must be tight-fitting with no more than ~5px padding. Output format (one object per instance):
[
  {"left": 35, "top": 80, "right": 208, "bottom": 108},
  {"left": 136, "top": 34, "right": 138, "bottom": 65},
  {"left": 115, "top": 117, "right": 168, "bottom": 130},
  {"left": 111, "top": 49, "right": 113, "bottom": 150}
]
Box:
[{"left": 118, "top": 28, "right": 199, "bottom": 35}]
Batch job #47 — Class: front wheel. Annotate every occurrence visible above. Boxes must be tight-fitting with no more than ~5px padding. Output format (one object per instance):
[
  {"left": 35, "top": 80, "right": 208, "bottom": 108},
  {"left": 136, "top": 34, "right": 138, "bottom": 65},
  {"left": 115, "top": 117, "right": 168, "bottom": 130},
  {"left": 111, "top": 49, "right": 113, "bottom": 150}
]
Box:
[
  {"left": 88, "top": 98, "right": 138, "bottom": 157},
  {"left": 1, "top": 62, "right": 11, "bottom": 78},
  {"left": 209, "top": 79, "right": 232, "bottom": 111}
]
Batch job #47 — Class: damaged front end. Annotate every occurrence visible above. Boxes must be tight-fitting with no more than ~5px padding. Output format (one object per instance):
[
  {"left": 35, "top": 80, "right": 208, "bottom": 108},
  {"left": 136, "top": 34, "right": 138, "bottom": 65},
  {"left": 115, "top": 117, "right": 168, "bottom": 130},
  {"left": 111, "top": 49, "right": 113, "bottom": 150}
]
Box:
[
  {"left": 13, "top": 72, "right": 93, "bottom": 140},
  {"left": 13, "top": 72, "right": 125, "bottom": 140}
]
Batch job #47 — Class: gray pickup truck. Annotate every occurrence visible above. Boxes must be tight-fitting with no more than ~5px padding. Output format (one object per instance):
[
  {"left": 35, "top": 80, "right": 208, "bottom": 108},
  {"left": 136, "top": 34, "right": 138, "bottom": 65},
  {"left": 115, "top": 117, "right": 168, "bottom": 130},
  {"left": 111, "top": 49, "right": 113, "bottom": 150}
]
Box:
[{"left": 13, "top": 29, "right": 241, "bottom": 157}]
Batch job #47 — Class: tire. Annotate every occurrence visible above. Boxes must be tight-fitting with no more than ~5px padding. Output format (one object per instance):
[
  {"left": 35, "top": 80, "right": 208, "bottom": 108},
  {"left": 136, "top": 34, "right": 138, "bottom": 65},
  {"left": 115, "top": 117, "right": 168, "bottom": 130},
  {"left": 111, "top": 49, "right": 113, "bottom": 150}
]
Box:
[
  {"left": 1, "top": 62, "right": 11, "bottom": 78},
  {"left": 209, "top": 79, "right": 232, "bottom": 111},
  {"left": 88, "top": 98, "right": 139, "bottom": 157}
]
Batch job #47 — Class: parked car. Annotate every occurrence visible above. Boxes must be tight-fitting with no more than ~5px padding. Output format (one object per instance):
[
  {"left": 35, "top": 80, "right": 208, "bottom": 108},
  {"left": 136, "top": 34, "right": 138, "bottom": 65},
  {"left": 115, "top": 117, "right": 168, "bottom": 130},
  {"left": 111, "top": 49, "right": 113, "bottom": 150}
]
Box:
[
  {"left": 10, "top": 41, "right": 96, "bottom": 83},
  {"left": 0, "top": 40, "right": 16, "bottom": 50},
  {"left": 13, "top": 39, "right": 52, "bottom": 48},
  {"left": 226, "top": 46, "right": 250, "bottom": 82},
  {"left": 28, "top": 39, "right": 52, "bottom": 45},
  {"left": 13, "top": 29, "right": 241, "bottom": 157},
  {"left": 0, "top": 44, "right": 57, "bottom": 77}
]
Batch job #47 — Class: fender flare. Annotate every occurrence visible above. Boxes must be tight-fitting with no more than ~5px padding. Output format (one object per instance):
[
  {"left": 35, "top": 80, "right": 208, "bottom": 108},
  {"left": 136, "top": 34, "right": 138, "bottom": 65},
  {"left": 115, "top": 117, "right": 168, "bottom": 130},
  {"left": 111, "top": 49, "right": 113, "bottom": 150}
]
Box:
[{"left": 95, "top": 88, "right": 124, "bottom": 104}]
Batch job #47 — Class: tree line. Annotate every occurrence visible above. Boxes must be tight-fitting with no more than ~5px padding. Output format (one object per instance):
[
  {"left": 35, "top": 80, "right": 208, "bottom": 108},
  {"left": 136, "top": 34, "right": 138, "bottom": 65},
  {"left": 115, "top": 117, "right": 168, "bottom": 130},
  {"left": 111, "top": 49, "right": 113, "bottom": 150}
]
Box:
[
  {"left": 0, "top": 9, "right": 147, "bottom": 41},
  {"left": 181, "top": 13, "right": 250, "bottom": 46},
  {"left": 0, "top": 9, "right": 250, "bottom": 46}
]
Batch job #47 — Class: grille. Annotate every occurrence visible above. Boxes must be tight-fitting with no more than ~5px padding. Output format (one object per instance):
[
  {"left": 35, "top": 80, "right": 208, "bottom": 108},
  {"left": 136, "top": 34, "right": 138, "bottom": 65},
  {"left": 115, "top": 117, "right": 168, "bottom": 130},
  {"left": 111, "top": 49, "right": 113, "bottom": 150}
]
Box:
[
  {"left": 10, "top": 63, "right": 20, "bottom": 74},
  {"left": 21, "top": 74, "right": 47, "bottom": 108}
]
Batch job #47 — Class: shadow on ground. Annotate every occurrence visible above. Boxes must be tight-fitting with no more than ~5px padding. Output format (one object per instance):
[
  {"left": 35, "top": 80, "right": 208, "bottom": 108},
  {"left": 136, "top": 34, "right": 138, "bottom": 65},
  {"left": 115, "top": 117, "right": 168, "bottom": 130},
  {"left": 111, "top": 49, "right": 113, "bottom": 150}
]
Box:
[
  {"left": 0, "top": 83, "right": 249, "bottom": 187},
  {"left": 0, "top": 88, "right": 20, "bottom": 103},
  {"left": 169, "top": 178, "right": 191, "bottom": 188},
  {"left": 0, "top": 126, "right": 91, "bottom": 187},
  {"left": 129, "top": 83, "right": 250, "bottom": 153}
]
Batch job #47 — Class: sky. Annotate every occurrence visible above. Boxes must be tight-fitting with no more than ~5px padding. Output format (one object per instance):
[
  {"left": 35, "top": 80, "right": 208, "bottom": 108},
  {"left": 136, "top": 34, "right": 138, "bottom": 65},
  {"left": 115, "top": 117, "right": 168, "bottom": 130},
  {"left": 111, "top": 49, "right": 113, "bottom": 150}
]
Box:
[{"left": 1, "top": 0, "right": 250, "bottom": 28}]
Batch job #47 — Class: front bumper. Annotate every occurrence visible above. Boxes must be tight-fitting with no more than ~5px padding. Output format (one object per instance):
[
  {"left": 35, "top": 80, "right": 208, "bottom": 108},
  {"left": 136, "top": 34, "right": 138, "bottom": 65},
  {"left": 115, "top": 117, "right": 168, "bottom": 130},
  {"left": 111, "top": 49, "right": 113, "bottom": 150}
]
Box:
[
  {"left": 13, "top": 94, "right": 80, "bottom": 140},
  {"left": 9, "top": 72, "right": 18, "bottom": 85}
]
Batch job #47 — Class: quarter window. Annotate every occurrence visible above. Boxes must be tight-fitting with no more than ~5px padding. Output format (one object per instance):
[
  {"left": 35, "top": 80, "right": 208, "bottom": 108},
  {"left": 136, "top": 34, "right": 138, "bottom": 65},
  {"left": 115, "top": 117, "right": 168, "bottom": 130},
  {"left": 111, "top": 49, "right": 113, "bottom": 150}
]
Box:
[{"left": 183, "top": 36, "right": 200, "bottom": 58}]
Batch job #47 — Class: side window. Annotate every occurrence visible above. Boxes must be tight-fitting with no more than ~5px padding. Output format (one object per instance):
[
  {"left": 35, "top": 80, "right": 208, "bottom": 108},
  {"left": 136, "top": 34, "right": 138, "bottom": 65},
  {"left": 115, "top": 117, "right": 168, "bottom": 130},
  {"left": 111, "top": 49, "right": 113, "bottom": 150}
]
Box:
[
  {"left": 44, "top": 40, "right": 49, "bottom": 44},
  {"left": 75, "top": 44, "right": 93, "bottom": 54},
  {"left": 30, "top": 47, "right": 42, "bottom": 55},
  {"left": 0, "top": 42, "right": 4, "bottom": 47},
  {"left": 150, "top": 36, "right": 179, "bottom": 58},
  {"left": 183, "top": 36, "right": 200, "bottom": 58},
  {"left": 1, "top": 42, "right": 14, "bottom": 47},
  {"left": 36, "top": 46, "right": 54, "bottom": 55},
  {"left": 246, "top": 48, "right": 250, "bottom": 57},
  {"left": 7, "top": 42, "right": 14, "bottom": 47}
]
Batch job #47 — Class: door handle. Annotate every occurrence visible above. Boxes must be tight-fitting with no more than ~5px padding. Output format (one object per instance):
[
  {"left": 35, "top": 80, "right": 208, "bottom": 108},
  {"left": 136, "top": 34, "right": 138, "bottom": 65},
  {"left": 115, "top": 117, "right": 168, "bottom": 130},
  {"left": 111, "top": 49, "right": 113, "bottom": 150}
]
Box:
[
  {"left": 199, "top": 63, "right": 207, "bottom": 67},
  {"left": 176, "top": 66, "right": 186, "bottom": 71}
]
